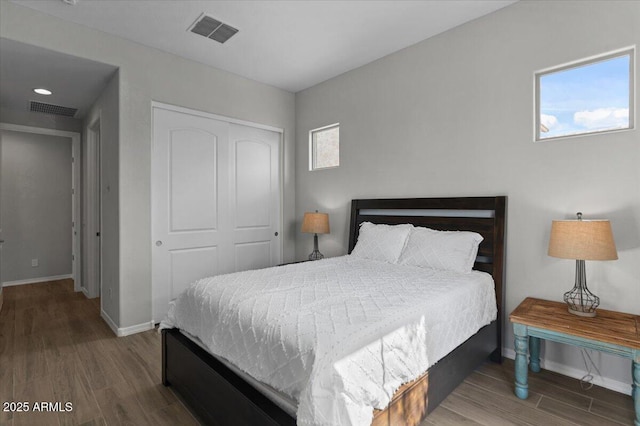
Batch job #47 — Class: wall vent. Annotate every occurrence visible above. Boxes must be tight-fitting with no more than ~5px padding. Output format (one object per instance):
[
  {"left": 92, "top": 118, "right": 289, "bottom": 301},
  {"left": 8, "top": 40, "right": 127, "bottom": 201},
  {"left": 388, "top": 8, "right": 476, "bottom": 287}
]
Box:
[
  {"left": 189, "top": 14, "right": 238, "bottom": 44},
  {"left": 30, "top": 101, "right": 78, "bottom": 117}
]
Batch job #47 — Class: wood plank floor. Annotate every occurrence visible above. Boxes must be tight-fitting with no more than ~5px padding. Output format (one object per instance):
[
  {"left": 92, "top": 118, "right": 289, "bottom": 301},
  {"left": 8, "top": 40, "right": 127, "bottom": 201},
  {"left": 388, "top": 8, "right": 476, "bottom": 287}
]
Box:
[{"left": 0, "top": 280, "right": 635, "bottom": 425}]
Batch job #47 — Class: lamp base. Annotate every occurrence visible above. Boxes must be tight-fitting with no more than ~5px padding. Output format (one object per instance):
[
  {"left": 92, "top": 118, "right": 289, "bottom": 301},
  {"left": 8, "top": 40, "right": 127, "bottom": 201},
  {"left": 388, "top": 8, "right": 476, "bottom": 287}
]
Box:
[
  {"left": 567, "top": 307, "right": 597, "bottom": 318},
  {"left": 308, "top": 233, "right": 324, "bottom": 261},
  {"left": 308, "top": 250, "right": 324, "bottom": 261},
  {"left": 563, "top": 259, "right": 599, "bottom": 318}
]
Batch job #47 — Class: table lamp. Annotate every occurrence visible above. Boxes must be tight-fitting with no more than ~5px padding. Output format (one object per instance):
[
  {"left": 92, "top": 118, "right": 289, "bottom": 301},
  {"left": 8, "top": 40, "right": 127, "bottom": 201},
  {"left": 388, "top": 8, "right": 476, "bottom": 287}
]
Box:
[
  {"left": 548, "top": 212, "right": 618, "bottom": 317},
  {"left": 301, "top": 211, "right": 330, "bottom": 260}
]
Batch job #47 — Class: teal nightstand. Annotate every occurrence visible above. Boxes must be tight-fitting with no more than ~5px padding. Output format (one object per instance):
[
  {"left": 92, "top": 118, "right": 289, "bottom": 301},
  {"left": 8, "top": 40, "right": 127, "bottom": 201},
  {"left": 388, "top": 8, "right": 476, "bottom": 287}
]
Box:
[{"left": 510, "top": 297, "right": 640, "bottom": 426}]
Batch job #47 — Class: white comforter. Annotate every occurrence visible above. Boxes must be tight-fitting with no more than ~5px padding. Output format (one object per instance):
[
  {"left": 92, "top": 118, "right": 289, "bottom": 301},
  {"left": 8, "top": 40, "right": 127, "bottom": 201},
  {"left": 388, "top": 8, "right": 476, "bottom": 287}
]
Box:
[{"left": 160, "top": 256, "right": 497, "bottom": 426}]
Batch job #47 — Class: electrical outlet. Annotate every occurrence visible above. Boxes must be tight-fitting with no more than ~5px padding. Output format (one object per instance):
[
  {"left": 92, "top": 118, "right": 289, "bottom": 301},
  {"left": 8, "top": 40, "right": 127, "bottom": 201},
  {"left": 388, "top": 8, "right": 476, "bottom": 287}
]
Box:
[{"left": 31, "top": 259, "right": 38, "bottom": 267}]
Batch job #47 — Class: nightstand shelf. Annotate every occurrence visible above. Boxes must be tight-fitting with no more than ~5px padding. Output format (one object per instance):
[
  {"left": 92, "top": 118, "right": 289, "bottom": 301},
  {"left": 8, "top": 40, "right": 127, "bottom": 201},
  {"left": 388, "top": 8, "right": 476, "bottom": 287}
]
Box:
[{"left": 509, "top": 297, "right": 640, "bottom": 426}]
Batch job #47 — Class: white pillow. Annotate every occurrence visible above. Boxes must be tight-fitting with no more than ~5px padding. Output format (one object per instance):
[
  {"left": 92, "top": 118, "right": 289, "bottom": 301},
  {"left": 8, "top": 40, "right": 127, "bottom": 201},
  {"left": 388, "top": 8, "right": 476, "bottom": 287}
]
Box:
[
  {"left": 350, "top": 222, "right": 412, "bottom": 263},
  {"left": 398, "top": 226, "right": 483, "bottom": 273}
]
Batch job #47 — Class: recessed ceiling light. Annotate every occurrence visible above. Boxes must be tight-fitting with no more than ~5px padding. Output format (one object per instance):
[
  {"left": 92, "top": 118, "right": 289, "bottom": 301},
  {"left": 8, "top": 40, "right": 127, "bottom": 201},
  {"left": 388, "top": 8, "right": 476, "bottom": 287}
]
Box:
[{"left": 33, "top": 88, "right": 53, "bottom": 95}]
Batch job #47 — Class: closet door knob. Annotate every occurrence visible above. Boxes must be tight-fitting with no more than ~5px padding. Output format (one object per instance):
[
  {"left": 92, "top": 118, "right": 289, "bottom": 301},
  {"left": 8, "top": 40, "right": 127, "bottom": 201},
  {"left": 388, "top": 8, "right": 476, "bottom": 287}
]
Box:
[{"left": 155, "top": 240, "right": 163, "bottom": 247}]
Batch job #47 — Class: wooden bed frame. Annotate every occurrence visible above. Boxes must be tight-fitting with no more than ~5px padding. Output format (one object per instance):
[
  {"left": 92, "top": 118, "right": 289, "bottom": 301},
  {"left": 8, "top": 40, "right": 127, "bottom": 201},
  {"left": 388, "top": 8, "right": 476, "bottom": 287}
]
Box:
[{"left": 162, "top": 196, "right": 507, "bottom": 425}]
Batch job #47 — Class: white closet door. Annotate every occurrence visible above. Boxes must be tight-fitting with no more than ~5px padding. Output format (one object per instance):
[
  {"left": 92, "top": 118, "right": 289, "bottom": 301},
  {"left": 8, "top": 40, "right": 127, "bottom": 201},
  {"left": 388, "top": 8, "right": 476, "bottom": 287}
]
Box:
[
  {"left": 228, "top": 124, "right": 281, "bottom": 272},
  {"left": 152, "top": 106, "right": 281, "bottom": 322},
  {"left": 152, "top": 108, "right": 230, "bottom": 322}
]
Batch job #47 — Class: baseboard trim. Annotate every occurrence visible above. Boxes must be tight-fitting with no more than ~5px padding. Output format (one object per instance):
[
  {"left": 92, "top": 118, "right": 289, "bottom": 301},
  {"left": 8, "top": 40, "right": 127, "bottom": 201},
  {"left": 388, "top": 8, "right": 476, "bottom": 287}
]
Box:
[
  {"left": 117, "top": 321, "right": 155, "bottom": 337},
  {"left": 101, "top": 309, "right": 119, "bottom": 336},
  {"left": 2, "top": 274, "right": 73, "bottom": 287},
  {"left": 81, "top": 287, "right": 91, "bottom": 298},
  {"left": 100, "top": 309, "right": 154, "bottom": 337},
  {"left": 503, "top": 348, "right": 632, "bottom": 396}
]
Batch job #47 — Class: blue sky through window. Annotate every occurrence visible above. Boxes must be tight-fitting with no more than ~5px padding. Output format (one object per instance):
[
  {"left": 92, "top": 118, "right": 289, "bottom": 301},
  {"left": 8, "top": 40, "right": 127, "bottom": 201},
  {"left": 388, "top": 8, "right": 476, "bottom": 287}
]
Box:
[{"left": 538, "top": 53, "right": 631, "bottom": 139}]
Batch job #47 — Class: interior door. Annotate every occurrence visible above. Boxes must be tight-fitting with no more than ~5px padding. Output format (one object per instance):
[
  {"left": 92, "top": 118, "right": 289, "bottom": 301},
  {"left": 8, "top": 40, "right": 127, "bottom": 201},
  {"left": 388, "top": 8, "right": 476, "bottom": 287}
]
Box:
[
  {"left": 228, "top": 123, "right": 281, "bottom": 272},
  {"left": 152, "top": 108, "right": 230, "bottom": 322},
  {"left": 152, "top": 106, "right": 282, "bottom": 322},
  {"left": 84, "top": 121, "right": 102, "bottom": 298}
]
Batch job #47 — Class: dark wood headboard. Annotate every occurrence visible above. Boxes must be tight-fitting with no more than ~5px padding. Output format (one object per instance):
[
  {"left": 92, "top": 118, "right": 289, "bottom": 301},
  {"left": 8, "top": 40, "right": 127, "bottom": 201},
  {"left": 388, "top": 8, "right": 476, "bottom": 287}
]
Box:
[{"left": 348, "top": 196, "right": 507, "bottom": 354}]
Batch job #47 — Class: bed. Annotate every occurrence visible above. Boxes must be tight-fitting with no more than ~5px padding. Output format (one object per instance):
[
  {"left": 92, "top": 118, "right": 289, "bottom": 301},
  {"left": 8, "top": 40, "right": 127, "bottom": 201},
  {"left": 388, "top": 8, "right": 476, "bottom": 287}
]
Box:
[{"left": 161, "top": 196, "right": 506, "bottom": 426}]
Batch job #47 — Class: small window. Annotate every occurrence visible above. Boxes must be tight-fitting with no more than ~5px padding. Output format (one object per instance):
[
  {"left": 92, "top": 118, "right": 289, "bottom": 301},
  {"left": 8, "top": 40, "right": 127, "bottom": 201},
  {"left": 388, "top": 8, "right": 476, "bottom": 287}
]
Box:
[
  {"left": 309, "top": 123, "right": 339, "bottom": 170},
  {"left": 535, "top": 47, "right": 634, "bottom": 141}
]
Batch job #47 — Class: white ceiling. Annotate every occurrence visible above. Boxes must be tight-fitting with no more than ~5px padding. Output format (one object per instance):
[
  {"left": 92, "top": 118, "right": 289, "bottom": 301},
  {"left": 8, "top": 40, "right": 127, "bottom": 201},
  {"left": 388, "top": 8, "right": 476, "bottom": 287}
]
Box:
[
  {"left": 11, "top": 0, "right": 517, "bottom": 93},
  {"left": 0, "top": 38, "right": 118, "bottom": 119}
]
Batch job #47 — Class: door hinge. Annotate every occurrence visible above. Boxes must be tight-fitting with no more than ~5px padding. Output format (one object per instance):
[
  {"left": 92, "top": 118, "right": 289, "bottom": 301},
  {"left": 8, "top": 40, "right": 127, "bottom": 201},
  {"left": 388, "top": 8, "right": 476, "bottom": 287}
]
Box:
[
  {"left": 72, "top": 157, "right": 75, "bottom": 163},
  {"left": 72, "top": 188, "right": 75, "bottom": 195}
]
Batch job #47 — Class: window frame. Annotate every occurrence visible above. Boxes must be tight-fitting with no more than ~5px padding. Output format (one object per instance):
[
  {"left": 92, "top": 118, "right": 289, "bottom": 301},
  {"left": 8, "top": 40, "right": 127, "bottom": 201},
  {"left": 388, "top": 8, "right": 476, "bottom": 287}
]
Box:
[
  {"left": 534, "top": 46, "right": 635, "bottom": 142},
  {"left": 309, "top": 123, "right": 340, "bottom": 171}
]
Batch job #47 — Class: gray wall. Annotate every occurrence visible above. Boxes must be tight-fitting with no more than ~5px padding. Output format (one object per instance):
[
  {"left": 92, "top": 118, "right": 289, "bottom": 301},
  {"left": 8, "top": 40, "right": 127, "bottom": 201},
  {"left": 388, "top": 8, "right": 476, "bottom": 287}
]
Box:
[
  {"left": 296, "top": 1, "right": 639, "bottom": 390},
  {"left": 0, "top": 130, "right": 72, "bottom": 283},
  {"left": 0, "top": 1, "right": 296, "bottom": 329}
]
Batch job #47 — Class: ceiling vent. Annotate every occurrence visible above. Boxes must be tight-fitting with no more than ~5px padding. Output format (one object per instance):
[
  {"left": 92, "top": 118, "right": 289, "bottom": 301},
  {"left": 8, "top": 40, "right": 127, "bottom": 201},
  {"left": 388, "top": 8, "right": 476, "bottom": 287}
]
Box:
[
  {"left": 30, "top": 101, "right": 78, "bottom": 117},
  {"left": 189, "top": 14, "right": 238, "bottom": 44}
]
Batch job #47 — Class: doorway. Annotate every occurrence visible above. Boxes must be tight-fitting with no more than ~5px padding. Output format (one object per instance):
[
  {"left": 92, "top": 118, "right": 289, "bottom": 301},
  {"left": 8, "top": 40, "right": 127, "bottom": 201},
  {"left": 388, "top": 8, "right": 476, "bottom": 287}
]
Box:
[{"left": 0, "top": 123, "right": 81, "bottom": 291}]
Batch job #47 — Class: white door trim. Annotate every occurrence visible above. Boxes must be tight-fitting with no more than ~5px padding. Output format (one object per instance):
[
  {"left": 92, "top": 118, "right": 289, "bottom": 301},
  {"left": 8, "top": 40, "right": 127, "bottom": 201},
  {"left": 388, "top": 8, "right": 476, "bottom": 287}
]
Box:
[
  {"left": 151, "top": 101, "right": 284, "bottom": 133},
  {"left": 0, "top": 122, "right": 82, "bottom": 292}
]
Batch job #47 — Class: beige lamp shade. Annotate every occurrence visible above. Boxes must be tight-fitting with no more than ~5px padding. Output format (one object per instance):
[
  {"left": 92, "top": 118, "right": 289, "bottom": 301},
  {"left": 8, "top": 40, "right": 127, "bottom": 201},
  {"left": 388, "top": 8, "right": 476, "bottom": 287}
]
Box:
[
  {"left": 301, "top": 212, "right": 330, "bottom": 234},
  {"left": 548, "top": 220, "right": 618, "bottom": 261}
]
